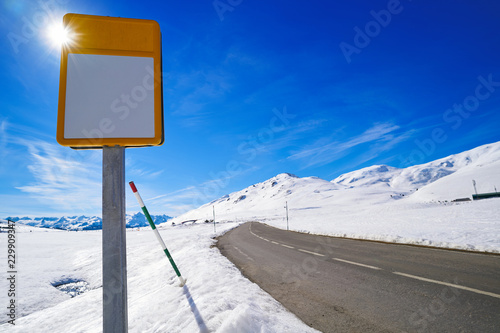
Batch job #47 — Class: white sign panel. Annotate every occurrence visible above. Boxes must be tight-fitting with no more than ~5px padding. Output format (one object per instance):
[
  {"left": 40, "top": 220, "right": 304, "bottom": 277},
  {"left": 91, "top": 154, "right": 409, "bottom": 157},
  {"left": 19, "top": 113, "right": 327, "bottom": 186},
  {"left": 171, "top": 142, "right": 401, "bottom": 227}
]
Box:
[{"left": 64, "top": 54, "right": 155, "bottom": 139}]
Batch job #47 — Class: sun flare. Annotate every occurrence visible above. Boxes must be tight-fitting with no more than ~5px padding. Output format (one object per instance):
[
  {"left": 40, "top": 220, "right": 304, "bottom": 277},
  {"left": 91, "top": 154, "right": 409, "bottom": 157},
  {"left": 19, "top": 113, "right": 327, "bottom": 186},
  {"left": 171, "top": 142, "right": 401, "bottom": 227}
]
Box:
[{"left": 47, "top": 23, "right": 72, "bottom": 48}]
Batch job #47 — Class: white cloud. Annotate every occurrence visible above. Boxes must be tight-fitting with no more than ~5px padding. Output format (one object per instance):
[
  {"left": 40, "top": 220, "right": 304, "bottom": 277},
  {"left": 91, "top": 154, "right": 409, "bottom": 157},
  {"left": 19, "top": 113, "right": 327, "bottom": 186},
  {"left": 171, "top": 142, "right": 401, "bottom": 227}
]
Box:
[
  {"left": 129, "top": 185, "right": 203, "bottom": 217},
  {"left": 15, "top": 140, "right": 102, "bottom": 214},
  {"left": 287, "top": 123, "right": 410, "bottom": 169}
]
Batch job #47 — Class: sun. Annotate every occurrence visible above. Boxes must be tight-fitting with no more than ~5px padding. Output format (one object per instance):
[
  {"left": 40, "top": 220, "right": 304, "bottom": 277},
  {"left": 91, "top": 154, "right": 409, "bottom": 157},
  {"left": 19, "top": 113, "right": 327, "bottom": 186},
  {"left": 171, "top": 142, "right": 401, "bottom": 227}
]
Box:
[{"left": 47, "top": 22, "right": 72, "bottom": 48}]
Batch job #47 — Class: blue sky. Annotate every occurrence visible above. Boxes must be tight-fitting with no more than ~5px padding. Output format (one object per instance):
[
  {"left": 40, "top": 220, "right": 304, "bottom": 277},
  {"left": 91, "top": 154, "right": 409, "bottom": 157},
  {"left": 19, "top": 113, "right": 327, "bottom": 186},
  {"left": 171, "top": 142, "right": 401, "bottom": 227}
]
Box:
[{"left": 1, "top": 0, "right": 499, "bottom": 217}]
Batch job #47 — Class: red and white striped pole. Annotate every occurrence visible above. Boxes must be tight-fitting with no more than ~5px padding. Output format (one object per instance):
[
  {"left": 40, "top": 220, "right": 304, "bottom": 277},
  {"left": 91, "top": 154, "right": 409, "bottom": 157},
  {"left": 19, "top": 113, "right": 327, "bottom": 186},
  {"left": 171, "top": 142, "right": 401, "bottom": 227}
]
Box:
[{"left": 129, "top": 181, "right": 186, "bottom": 287}]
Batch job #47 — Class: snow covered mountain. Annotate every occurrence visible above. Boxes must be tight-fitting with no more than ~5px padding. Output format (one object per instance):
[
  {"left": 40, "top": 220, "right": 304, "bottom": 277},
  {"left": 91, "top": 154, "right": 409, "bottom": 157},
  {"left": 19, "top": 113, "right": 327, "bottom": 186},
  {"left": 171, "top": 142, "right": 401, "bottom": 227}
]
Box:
[
  {"left": 331, "top": 141, "right": 500, "bottom": 200},
  {"left": 172, "top": 141, "right": 500, "bottom": 224},
  {"left": 5, "top": 212, "right": 172, "bottom": 231},
  {"left": 332, "top": 165, "right": 402, "bottom": 188}
]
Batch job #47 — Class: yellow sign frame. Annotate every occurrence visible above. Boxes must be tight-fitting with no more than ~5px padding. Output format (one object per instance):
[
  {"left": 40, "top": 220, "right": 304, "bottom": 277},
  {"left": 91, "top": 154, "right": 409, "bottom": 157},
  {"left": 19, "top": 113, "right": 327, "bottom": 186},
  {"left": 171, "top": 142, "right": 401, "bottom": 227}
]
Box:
[{"left": 57, "top": 13, "right": 163, "bottom": 148}]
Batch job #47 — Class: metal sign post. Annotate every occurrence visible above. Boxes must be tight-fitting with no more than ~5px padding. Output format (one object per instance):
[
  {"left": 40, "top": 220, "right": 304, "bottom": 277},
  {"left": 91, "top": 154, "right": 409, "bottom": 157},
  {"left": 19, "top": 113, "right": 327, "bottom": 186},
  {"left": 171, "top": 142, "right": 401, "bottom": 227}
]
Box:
[
  {"left": 102, "top": 146, "right": 127, "bottom": 332},
  {"left": 56, "top": 14, "right": 163, "bottom": 333}
]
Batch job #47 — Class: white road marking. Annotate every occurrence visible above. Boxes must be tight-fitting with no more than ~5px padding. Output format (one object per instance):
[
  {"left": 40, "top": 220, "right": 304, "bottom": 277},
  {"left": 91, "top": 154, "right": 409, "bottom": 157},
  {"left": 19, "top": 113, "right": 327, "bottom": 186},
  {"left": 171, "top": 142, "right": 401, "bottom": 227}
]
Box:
[
  {"left": 393, "top": 272, "right": 500, "bottom": 299},
  {"left": 249, "top": 224, "right": 283, "bottom": 245},
  {"left": 298, "top": 249, "right": 325, "bottom": 257},
  {"left": 249, "top": 228, "right": 266, "bottom": 241},
  {"left": 233, "top": 246, "right": 254, "bottom": 262},
  {"left": 249, "top": 223, "right": 500, "bottom": 300},
  {"left": 333, "top": 258, "right": 382, "bottom": 270}
]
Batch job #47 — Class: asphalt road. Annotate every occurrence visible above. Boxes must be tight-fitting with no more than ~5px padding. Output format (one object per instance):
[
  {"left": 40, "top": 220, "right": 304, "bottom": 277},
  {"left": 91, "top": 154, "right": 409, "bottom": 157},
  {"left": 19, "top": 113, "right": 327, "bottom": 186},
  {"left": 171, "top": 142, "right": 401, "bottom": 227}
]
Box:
[{"left": 217, "top": 222, "right": 500, "bottom": 333}]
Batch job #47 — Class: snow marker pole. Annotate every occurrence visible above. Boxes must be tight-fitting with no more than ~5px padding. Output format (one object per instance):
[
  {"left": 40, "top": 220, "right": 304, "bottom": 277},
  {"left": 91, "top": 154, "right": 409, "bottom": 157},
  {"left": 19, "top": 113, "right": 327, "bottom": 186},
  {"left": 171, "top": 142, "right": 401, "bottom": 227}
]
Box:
[
  {"left": 213, "top": 205, "right": 216, "bottom": 233},
  {"left": 129, "top": 181, "right": 186, "bottom": 287},
  {"left": 285, "top": 201, "right": 289, "bottom": 231}
]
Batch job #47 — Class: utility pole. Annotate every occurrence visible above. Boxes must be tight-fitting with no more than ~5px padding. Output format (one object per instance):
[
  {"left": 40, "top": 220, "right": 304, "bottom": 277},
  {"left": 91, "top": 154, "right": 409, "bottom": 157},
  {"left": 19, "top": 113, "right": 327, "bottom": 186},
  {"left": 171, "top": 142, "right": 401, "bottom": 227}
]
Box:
[
  {"left": 472, "top": 180, "right": 478, "bottom": 195},
  {"left": 285, "top": 201, "right": 289, "bottom": 231}
]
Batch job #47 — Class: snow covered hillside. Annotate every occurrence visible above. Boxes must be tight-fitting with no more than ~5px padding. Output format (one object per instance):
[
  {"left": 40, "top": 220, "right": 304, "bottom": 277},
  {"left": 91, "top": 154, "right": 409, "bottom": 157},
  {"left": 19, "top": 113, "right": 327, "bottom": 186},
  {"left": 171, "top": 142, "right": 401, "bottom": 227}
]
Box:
[
  {"left": 172, "top": 141, "right": 500, "bottom": 252},
  {"left": 332, "top": 141, "right": 500, "bottom": 201},
  {"left": 4, "top": 213, "right": 172, "bottom": 231}
]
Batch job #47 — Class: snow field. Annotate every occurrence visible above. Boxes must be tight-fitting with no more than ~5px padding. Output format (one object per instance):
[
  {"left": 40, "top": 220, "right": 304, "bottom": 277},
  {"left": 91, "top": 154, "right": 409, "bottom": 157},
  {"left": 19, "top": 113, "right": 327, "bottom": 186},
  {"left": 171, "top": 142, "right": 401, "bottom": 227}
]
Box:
[
  {"left": 176, "top": 198, "right": 500, "bottom": 254},
  {"left": 0, "top": 222, "right": 319, "bottom": 332}
]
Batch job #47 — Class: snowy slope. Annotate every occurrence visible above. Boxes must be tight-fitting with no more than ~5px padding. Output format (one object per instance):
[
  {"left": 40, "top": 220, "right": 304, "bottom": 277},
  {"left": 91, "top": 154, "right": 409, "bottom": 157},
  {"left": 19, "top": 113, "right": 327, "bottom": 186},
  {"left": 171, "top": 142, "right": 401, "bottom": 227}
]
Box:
[
  {"left": 4, "top": 213, "right": 172, "bottom": 231},
  {"left": 171, "top": 141, "right": 500, "bottom": 252},
  {"left": 174, "top": 172, "right": 354, "bottom": 225},
  {"left": 0, "top": 222, "right": 318, "bottom": 332},
  {"left": 203, "top": 172, "right": 343, "bottom": 214},
  {"left": 333, "top": 165, "right": 402, "bottom": 188},
  {"left": 408, "top": 143, "right": 500, "bottom": 201},
  {"left": 331, "top": 141, "right": 500, "bottom": 200}
]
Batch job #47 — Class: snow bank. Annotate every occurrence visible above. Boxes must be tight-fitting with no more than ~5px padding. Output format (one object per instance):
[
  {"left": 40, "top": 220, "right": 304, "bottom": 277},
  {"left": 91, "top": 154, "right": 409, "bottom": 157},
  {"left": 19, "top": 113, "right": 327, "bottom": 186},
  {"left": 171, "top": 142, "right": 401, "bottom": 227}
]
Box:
[{"left": 0, "top": 222, "right": 318, "bottom": 332}]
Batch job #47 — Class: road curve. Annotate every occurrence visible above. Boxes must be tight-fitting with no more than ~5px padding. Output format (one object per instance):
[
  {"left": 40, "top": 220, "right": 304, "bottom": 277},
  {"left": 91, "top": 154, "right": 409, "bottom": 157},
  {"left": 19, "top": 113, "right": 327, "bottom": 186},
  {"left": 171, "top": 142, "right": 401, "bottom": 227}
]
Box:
[{"left": 217, "top": 222, "right": 500, "bottom": 332}]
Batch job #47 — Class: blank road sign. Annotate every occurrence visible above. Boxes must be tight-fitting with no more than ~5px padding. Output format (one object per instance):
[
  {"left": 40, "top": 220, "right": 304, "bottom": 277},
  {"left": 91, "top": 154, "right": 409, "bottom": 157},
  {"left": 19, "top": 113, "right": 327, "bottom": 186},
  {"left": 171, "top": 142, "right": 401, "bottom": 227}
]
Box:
[{"left": 57, "top": 13, "right": 163, "bottom": 148}]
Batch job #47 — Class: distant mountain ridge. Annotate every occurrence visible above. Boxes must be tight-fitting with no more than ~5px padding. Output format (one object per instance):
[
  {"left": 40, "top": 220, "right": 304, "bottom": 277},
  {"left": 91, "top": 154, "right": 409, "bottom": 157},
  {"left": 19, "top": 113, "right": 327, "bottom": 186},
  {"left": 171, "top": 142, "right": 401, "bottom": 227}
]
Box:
[{"left": 5, "top": 212, "right": 172, "bottom": 231}]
